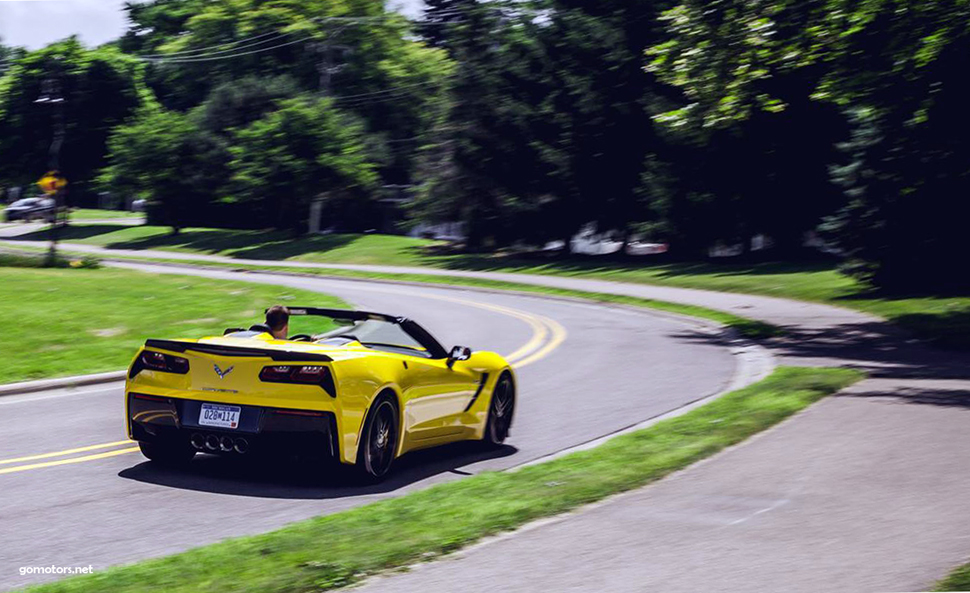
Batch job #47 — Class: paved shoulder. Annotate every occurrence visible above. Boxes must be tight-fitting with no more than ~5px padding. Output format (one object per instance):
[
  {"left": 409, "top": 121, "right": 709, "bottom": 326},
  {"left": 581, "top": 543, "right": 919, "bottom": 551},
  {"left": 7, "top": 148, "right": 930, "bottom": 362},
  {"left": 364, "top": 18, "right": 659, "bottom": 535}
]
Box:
[{"left": 355, "top": 377, "right": 970, "bottom": 593}]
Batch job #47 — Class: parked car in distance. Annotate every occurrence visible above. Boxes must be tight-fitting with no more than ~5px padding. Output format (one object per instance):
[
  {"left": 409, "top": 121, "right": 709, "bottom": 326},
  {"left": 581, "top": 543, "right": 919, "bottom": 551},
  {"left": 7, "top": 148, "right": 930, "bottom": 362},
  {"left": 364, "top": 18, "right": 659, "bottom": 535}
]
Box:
[{"left": 4, "top": 197, "right": 55, "bottom": 222}]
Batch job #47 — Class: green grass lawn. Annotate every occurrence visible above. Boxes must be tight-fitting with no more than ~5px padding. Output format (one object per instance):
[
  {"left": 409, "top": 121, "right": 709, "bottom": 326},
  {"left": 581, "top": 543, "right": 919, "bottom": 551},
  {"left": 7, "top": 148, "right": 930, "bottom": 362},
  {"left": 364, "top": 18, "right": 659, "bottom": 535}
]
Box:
[
  {"left": 23, "top": 366, "right": 863, "bottom": 593},
  {"left": 6, "top": 225, "right": 969, "bottom": 347},
  {"left": 0, "top": 263, "right": 345, "bottom": 384}
]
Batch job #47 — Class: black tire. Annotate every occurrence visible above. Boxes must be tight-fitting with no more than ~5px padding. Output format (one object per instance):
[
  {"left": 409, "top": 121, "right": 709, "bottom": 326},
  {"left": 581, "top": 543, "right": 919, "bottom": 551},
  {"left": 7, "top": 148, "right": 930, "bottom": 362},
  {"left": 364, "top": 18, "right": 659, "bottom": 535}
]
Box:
[
  {"left": 139, "top": 441, "right": 195, "bottom": 466},
  {"left": 356, "top": 394, "right": 399, "bottom": 481},
  {"left": 484, "top": 373, "right": 515, "bottom": 447}
]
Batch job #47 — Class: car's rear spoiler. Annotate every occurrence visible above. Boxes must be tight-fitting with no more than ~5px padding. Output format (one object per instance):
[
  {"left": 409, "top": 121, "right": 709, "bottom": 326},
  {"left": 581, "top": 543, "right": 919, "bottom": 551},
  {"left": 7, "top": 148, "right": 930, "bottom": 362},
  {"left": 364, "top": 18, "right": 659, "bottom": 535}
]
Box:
[
  {"left": 144, "top": 339, "right": 333, "bottom": 362},
  {"left": 273, "top": 307, "right": 401, "bottom": 324}
]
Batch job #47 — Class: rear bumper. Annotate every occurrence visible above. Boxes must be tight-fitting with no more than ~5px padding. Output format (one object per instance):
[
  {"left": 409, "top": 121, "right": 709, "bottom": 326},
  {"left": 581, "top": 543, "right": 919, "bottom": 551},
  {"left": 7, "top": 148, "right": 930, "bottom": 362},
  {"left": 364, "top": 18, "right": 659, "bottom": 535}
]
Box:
[{"left": 127, "top": 392, "right": 340, "bottom": 459}]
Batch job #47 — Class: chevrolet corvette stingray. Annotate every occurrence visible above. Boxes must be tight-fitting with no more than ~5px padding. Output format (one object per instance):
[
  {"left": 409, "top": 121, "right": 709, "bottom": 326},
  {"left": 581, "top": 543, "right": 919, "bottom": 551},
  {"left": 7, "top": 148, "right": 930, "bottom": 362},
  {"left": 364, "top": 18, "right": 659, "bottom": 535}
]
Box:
[{"left": 125, "top": 307, "right": 516, "bottom": 480}]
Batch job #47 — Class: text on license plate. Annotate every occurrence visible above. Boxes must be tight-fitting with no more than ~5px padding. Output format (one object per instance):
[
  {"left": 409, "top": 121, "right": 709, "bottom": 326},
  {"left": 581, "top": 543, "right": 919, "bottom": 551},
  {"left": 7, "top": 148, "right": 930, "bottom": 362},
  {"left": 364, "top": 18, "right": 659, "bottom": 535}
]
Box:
[{"left": 199, "top": 403, "right": 241, "bottom": 429}]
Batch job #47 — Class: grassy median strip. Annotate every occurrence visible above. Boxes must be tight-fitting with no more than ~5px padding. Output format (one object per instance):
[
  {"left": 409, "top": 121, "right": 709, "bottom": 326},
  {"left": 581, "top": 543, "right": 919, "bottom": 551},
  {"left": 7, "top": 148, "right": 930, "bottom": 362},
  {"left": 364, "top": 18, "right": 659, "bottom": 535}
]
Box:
[
  {"left": 25, "top": 366, "right": 862, "bottom": 593},
  {"left": 0, "top": 260, "right": 346, "bottom": 384}
]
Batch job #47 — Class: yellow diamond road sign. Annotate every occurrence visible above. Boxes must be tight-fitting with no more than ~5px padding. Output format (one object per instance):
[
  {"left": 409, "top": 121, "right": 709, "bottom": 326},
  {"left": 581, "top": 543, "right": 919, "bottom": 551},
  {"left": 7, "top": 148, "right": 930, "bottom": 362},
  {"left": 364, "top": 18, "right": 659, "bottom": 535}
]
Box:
[{"left": 37, "top": 171, "right": 67, "bottom": 195}]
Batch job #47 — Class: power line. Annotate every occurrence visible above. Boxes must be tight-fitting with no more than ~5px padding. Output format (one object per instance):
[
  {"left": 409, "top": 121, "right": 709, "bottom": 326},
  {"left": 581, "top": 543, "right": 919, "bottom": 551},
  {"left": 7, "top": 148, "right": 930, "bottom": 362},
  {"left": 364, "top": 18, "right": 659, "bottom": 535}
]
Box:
[
  {"left": 141, "top": 35, "right": 319, "bottom": 63},
  {"left": 136, "top": 10, "right": 467, "bottom": 61},
  {"left": 332, "top": 75, "right": 458, "bottom": 102},
  {"left": 138, "top": 29, "right": 293, "bottom": 59}
]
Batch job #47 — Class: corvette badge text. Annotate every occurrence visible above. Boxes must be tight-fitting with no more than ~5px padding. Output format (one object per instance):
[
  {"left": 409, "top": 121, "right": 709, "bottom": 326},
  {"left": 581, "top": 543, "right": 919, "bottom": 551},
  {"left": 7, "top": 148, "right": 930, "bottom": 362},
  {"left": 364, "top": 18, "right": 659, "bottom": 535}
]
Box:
[{"left": 19, "top": 565, "right": 94, "bottom": 577}]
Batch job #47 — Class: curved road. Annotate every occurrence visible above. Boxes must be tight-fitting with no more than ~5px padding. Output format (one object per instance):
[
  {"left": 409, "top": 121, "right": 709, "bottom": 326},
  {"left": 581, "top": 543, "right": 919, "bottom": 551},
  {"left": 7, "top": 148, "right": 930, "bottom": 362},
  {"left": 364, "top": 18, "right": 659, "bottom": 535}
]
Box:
[{"left": 0, "top": 262, "right": 740, "bottom": 590}]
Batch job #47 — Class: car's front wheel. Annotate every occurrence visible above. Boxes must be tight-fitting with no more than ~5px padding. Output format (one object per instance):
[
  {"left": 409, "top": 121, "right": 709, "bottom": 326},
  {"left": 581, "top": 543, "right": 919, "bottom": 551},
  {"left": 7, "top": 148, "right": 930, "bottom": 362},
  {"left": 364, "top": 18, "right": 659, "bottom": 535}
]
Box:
[
  {"left": 138, "top": 441, "right": 196, "bottom": 466},
  {"left": 484, "top": 373, "right": 515, "bottom": 446},
  {"left": 356, "top": 394, "right": 399, "bottom": 482}
]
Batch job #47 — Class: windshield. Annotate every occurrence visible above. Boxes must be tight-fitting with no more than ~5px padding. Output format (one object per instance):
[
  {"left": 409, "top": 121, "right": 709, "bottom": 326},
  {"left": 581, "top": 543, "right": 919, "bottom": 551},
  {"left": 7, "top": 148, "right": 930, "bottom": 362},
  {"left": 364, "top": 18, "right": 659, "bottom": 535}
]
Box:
[{"left": 317, "top": 319, "right": 430, "bottom": 357}]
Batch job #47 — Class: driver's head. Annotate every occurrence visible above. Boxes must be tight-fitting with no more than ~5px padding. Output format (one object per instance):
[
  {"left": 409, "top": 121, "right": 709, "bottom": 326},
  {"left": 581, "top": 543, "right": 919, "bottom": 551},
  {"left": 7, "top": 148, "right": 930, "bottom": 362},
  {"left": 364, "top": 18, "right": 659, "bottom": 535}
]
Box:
[{"left": 265, "top": 305, "right": 290, "bottom": 340}]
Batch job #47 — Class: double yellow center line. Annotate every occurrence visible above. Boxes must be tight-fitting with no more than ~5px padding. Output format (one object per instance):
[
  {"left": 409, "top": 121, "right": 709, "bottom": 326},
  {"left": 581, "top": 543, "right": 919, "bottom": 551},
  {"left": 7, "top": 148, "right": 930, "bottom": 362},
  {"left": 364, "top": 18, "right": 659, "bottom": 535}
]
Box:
[
  {"left": 0, "top": 440, "right": 138, "bottom": 475},
  {"left": 411, "top": 291, "right": 567, "bottom": 368}
]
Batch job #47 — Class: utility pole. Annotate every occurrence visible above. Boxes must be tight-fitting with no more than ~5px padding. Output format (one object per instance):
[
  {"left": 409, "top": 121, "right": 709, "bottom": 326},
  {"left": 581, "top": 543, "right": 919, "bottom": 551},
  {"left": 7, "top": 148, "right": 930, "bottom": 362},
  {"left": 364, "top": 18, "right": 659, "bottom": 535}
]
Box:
[
  {"left": 314, "top": 25, "right": 349, "bottom": 96},
  {"left": 35, "top": 58, "right": 66, "bottom": 264}
]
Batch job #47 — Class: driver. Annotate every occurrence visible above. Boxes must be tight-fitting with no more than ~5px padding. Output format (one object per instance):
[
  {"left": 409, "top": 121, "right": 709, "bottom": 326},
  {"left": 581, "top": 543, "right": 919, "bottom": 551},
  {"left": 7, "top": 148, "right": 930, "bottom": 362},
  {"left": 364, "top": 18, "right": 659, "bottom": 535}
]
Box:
[{"left": 265, "top": 305, "right": 290, "bottom": 340}]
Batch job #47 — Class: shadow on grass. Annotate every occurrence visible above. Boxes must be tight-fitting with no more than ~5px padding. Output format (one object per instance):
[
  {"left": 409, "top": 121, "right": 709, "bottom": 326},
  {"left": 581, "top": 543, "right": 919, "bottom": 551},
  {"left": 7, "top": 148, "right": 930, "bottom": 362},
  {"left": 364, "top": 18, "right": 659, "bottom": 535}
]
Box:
[
  {"left": 673, "top": 317, "right": 970, "bottom": 384},
  {"left": 887, "top": 310, "right": 970, "bottom": 350},
  {"left": 118, "top": 441, "right": 517, "bottom": 500},
  {"left": 10, "top": 226, "right": 364, "bottom": 260},
  {"left": 426, "top": 247, "right": 842, "bottom": 280},
  {"left": 11, "top": 224, "right": 124, "bottom": 243},
  {"left": 229, "top": 234, "right": 360, "bottom": 260},
  {"left": 105, "top": 229, "right": 361, "bottom": 260}
]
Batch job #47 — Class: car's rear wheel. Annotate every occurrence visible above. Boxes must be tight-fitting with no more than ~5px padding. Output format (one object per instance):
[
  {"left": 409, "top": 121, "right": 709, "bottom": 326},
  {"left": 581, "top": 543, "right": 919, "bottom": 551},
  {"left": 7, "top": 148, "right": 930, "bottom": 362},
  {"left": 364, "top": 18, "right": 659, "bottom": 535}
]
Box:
[
  {"left": 357, "top": 395, "right": 399, "bottom": 481},
  {"left": 484, "top": 373, "right": 515, "bottom": 446},
  {"left": 139, "top": 441, "right": 196, "bottom": 466}
]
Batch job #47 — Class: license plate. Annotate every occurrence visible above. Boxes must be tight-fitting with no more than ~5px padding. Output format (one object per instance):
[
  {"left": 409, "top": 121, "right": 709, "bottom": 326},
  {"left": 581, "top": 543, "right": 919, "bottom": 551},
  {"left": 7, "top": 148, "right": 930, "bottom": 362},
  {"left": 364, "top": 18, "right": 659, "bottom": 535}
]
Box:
[{"left": 199, "top": 403, "right": 241, "bottom": 429}]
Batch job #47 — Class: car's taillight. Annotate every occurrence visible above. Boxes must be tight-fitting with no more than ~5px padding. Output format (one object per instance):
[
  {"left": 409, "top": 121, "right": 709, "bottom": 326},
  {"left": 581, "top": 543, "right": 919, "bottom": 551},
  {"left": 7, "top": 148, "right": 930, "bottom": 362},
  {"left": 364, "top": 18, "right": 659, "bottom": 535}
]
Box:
[
  {"left": 259, "top": 365, "right": 336, "bottom": 397},
  {"left": 136, "top": 351, "right": 189, "bottom": 374}
]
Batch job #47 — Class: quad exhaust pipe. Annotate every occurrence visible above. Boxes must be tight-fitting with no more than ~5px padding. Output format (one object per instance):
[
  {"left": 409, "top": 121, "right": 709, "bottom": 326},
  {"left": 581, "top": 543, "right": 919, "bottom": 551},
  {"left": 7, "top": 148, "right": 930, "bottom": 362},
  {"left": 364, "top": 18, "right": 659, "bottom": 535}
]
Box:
[
  {"left": 190, "top": 433, "right": 249, "bottom": 454},
  {"left": 233, "top": 438, "right": 249, "bottom": 454}
]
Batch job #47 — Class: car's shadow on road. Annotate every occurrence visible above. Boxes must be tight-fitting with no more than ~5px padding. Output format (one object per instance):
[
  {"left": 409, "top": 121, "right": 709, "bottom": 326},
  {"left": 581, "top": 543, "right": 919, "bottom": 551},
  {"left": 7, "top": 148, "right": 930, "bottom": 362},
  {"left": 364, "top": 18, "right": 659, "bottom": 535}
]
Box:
[{"left": 118, "top": 441, "right": 518, "bottom": 499}]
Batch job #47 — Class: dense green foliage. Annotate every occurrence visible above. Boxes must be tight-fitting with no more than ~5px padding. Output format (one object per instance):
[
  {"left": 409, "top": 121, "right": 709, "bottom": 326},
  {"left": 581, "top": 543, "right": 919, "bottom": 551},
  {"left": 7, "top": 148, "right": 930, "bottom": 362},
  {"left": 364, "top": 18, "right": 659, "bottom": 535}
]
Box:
[
  {"left": 0, "top": 39, "right": 144, "bottom": 202},
  {"left": 0, "top": 0, "right": 966, "bottom": 289},
  {"left": 648, "top": 0, "right": 970, "bottom": 289}
]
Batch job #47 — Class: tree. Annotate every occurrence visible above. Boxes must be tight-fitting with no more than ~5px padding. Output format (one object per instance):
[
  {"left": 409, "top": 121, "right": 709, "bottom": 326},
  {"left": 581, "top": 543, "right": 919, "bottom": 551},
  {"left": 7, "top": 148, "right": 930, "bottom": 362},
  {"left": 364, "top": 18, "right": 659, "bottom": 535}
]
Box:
[
  {"left": 420, "top": 0, "right": 475, "bottom": 49},
  {"left": 125, "top": 0, "right": 454, "bottom": 199},
  {"left": 537, "top": 1, "right": 667, "bottom": 250},
  {"left": 0, "top": 39, "right": 143, "bottom": 204},
  {"left": 413, "top": 1, "right": 555, "bottom": 249},
  {"left": 196, "top": 75, "right": 301, "bottom": 135},
  {"left": 100, "top": 107, "right": 228, "bottom": 232},
  {"left": 650, "top": 0, "right": 970, "bottom": 286},
  {"left": 415, "top": 0, "right": 672, "bottom": 252},
  {"left": 229, "top": 96, "right": 378, "bottom": 232},
  {"left": 0, "top": 37, "right": 25, "bottom": 78}
]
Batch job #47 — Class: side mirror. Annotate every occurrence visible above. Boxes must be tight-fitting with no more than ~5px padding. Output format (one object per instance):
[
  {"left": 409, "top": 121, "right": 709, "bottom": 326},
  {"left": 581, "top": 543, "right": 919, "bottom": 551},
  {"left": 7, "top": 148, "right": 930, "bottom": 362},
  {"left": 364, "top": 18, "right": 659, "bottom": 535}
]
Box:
[{"left": 447, "top": 345, "right": 472, "bottom": 368}]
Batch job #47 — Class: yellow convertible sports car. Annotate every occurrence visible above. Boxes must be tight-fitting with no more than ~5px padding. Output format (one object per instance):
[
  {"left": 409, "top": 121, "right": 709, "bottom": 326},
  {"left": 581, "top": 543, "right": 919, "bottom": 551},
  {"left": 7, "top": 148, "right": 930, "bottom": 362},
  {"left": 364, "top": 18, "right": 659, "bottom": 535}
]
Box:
[{"left": 125, "top": 307, "right": 516, "bottom": 480}]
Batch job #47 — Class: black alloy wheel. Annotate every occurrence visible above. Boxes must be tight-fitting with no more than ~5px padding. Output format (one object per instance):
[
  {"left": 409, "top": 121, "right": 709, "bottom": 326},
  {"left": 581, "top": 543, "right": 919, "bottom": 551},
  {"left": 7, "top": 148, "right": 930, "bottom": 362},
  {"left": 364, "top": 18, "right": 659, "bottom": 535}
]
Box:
[
  {"left": 484, "top": 374, "right": 515, "bottom": 446},
  {"left": 359, "top": 396, "right": 399, "bottom": 481}
]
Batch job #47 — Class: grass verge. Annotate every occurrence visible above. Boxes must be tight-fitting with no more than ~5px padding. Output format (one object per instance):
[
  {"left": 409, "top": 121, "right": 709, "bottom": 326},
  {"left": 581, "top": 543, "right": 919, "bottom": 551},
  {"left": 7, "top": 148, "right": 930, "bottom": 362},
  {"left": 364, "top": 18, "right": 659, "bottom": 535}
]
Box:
[
  {"left": 0, "top": 265, "right": 345, "bottom": 384},
  {"left": 24, "top": 366, "right": 863, "bottom": 593},
  {"left": 934, "top": 562, "right": 970, "bottom": 591}
]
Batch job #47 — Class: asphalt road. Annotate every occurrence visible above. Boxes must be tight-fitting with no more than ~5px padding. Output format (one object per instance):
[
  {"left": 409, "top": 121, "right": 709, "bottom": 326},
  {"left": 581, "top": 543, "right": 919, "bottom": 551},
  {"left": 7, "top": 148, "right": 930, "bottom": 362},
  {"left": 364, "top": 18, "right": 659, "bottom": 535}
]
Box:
[{"left": 0, "top": 263, "right": 738, "bottom": 590}]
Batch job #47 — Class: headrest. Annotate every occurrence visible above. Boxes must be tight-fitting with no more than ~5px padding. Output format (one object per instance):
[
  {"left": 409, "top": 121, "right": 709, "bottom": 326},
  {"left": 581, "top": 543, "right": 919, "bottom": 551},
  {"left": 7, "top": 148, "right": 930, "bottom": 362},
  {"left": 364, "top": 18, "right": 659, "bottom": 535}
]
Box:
[{"left": 248, "top": 323, "right": 272, "bottom": 333}]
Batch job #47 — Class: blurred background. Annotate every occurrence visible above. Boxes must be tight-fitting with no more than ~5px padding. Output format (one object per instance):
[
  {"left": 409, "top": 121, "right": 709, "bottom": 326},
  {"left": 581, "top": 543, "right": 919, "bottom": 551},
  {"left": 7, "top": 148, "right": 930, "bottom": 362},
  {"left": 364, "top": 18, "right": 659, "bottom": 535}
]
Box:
[
  {"left": 2, "top": 3, "right": 970, "bottom": 591},
  {"left": 0, "top": 0, "right": 967, "bottom": 356}
]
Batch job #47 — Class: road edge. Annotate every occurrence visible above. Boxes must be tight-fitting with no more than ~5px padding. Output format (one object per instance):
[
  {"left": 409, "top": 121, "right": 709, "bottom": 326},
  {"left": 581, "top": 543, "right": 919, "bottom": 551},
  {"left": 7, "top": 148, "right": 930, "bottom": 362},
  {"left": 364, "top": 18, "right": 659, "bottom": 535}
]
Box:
[{"left": 0, "top": 371, "right": 126, "bottom": 397}]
